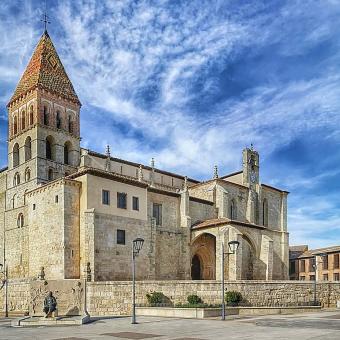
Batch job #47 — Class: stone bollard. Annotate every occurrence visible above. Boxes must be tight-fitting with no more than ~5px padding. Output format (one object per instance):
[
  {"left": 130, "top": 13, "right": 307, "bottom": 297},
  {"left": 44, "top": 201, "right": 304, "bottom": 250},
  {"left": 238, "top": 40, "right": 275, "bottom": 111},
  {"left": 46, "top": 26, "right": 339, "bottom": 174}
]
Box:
[{"left": 337, "top": 301, "right": 340, "bottom": 309}]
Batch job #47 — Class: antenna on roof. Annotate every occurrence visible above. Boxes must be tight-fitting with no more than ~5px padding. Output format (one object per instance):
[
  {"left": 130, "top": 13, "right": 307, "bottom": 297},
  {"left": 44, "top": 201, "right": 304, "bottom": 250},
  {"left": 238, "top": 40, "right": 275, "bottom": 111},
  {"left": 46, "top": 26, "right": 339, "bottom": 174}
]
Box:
[{"left": 41, "top": 0, "right": 51, "bottom": 32}]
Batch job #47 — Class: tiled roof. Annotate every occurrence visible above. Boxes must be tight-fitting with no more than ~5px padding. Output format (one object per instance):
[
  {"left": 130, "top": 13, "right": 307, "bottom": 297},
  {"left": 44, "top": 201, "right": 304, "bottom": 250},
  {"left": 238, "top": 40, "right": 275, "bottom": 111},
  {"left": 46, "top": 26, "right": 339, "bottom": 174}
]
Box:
[
  {"left": 312, "top": 245, "right": 340, "bottom": 255},
  {"left": 295, "top": 245, "right": 340, "bottom": 259},
  {"left": 290, "top": 245, "right": 309, "bottom": 252},
  {"left": 289, "top": 245, "right": 309, "bottom": 260},
  {"left": 8, "top": 30, "right": 80, "bottom": 106}
]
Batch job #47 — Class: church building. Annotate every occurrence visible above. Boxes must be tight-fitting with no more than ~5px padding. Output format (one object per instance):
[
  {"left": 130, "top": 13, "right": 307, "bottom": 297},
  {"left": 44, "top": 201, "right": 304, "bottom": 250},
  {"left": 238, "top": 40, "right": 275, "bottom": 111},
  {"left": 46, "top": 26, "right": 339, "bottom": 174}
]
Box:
[{"left": 0, "top": 30, "right": 289, "bottom": 282}]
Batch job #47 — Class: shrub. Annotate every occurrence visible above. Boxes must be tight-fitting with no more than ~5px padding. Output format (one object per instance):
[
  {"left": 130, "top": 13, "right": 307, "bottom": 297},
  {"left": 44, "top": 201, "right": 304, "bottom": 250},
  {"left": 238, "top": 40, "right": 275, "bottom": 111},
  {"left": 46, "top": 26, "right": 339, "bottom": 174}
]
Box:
[
  {"left": 187, "top": 294, "right": 203, "bottom": 305},
  {"left": 225, "top": 291, "right": 242, "bottom": 306},
  {"left": 146, "top": 292, "right": 165, "bottom": 305}
]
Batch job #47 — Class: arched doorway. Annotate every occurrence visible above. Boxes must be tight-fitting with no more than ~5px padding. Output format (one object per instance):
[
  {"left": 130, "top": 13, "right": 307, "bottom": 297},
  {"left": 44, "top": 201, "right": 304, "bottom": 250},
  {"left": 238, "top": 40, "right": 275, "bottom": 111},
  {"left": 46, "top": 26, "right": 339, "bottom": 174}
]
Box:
[
  {"left": 241, "top": 235, "right": 256, "bottom": 280},
  {"left": 191, "top": 233, "right": 216, "bottom": 280},
  {"left": 191, "top": 255, "right": 201, "bottom": 280}
]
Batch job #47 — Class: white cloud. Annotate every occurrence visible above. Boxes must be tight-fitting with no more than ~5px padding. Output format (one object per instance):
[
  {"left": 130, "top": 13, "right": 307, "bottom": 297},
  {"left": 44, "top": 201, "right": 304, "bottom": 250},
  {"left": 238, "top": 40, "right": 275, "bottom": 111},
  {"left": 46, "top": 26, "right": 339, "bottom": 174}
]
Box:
[{"left": 1, "top": 0, "right": 340, "bottom": 247}]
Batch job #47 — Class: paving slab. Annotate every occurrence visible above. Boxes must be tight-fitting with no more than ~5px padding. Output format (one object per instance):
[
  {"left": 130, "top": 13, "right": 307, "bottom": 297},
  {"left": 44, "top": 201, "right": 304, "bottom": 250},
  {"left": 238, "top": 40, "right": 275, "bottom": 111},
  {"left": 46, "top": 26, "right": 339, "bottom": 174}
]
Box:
[{"left": 0, "top": 310, "right": 339, "bottom": 340}]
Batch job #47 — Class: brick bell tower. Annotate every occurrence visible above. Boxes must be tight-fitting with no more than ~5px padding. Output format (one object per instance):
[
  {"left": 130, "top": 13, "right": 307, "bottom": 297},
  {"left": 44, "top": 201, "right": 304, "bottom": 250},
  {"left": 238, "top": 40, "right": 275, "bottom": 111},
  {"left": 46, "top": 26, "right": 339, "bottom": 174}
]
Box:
[{"left": 5, "top": 29, "right": 81, "bottom": 277}]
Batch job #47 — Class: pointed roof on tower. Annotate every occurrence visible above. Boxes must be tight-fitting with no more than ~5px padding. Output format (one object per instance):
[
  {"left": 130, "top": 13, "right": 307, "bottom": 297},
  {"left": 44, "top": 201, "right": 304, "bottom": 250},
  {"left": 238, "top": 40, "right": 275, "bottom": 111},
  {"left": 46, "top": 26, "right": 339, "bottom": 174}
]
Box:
[{"left": 8, "top": 30, "right": 81, "bottom": 107}]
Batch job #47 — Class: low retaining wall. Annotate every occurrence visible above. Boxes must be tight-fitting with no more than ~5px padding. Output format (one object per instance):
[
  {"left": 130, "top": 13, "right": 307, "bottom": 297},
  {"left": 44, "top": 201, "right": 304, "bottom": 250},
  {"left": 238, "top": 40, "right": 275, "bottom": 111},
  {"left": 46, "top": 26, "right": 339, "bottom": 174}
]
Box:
[
  {"left": 136, "top": 306, "right": 322, "bottom": 318},
  {"left": 1, "top": 280, "right": 340, "bottom": 316}
]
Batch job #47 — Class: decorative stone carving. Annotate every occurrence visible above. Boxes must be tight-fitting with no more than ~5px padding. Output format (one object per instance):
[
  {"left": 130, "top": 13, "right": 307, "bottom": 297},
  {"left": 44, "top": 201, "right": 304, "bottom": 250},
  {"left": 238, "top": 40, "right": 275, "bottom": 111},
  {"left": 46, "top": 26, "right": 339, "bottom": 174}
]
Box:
[{"left": 30, "top": 279, "right": 85, "bottom": 316}]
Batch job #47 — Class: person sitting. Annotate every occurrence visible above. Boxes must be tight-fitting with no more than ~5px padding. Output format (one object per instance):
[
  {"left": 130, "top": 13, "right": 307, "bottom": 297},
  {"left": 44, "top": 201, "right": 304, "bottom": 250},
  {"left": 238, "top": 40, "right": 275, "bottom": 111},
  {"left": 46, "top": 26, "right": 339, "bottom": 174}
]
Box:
[{"left": 43, "top": 291, "right": 57, "bottom": 318}]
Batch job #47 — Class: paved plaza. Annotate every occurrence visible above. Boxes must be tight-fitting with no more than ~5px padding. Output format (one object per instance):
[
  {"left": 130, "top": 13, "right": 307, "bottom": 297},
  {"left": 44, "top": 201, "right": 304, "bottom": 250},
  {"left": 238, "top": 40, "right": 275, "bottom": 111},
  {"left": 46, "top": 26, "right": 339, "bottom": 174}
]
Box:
[{"left": 1, "top": 310, "right": 340, "bottom": 340}]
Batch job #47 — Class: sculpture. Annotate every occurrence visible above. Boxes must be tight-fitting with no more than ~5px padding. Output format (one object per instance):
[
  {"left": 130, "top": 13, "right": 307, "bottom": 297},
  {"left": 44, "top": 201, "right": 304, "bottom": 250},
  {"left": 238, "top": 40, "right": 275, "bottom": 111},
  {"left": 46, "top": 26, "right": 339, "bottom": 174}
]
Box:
[{"left": 43, "top": 291, "right": 57, "bottom": 318}]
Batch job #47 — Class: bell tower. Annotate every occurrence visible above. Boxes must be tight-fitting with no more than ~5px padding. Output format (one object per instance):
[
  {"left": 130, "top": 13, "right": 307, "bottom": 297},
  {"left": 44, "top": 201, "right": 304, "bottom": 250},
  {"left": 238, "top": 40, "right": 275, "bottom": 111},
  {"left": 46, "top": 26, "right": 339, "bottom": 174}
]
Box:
[
  {"left": 7, "top": 30, "right": 81, "bottom": 186},
  {"left": 242, "top": 144, "right": 259, "bottom": 187},
  {"left": 5, "top": 29, "right": 81, "bottom": 278}
]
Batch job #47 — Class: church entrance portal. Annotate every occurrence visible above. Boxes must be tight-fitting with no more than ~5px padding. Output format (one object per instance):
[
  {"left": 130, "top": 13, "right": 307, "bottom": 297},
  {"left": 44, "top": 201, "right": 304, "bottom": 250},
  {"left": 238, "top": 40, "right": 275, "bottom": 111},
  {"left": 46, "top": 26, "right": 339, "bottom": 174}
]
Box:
[{"left": 191, "top": 233, "right": 216, "bottom": 280}]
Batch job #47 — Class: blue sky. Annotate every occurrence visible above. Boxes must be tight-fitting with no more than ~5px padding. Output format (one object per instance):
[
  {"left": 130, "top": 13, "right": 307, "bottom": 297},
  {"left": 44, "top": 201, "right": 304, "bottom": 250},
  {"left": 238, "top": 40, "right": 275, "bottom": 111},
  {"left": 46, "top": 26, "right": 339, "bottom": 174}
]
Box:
[{"left": 1, "top": 0, "right": 340, "bottom": 248}]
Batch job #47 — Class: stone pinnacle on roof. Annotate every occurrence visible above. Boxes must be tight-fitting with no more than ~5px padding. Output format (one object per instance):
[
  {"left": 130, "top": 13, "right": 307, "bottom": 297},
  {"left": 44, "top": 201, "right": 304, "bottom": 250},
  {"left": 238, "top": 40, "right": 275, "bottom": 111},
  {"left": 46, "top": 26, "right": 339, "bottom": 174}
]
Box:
[
  {"left": 8, "top": 30, "right": 81, "bottom": 106},
  {"left": 105, "top": 145, "right": 111, "bottom": 172},
  {"left": 213, "top": 165, "right": 219, "bottom": 179}
]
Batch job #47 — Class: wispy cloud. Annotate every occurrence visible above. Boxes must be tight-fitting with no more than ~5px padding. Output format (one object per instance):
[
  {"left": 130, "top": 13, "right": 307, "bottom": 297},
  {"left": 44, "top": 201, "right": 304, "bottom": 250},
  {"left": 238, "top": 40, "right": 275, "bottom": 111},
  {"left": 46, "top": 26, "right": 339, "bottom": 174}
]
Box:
[{"left": 0, "top": 0, "right": 340, "bottom": 247}]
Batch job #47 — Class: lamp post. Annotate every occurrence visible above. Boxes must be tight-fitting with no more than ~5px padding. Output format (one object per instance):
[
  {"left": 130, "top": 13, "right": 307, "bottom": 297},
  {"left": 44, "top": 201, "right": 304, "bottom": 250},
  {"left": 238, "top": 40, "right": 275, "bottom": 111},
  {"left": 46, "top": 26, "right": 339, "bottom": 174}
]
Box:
[
  {"left": 132, "top": 238, "right": 144, "bottom": 324},
  {"left": 312, "top": 253, "right": 327, "bottom": 306},
  {"left": 0, "top": 263, "right": 8, "bottom": 317},
  {"left": 221, "top": 240, "right": 239, "bottom": 321}
]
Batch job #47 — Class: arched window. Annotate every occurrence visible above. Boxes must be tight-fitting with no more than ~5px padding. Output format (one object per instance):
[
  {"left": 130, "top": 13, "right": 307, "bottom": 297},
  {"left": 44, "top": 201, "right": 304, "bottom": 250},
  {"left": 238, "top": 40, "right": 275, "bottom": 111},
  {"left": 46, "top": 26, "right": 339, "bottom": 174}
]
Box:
[
  {"left": 48, "top": 168, "right": 54, "bottom": 181},
  {"left": 17, "top": 213, "right": 24, "bottom": 228},
  {"left": 29, "top": 105, "right": 34, "bottom": 125},
  {"left": 25, "top": 167, "right": 31, "bottom": 182},
  {"left": 13, "top": 143, "right": 20, "bottom": 167},
  {"left": 229, "top": 199, "right": 236, "bottom": 220},
  {"left": 56, "top": 111, "right": 61, "bottom": 129},
  {"left": 46, "top": 136, "right": 54, "bottom": 160},
  {"left": 11, "top": 194, "right": 17, "bottom": 209},
  {"left": 21, "top": 110, "right": 26, "bottom": 130},
  {"left": 25, "top": 136, "right": 32, "bottom": 161},
  {"left": 13, "top": 172, "right": 20, "bottom": 186},
  {"left": 68, "top": 116, "right": 73, "bottom": 133},
  {"left": 263, "top": 198, "right": 269, "bottom": 227},
  {"left": 23, "top": 189, "right": 28, "bottom": 205},
  {"left": 64, "top": 141, "right": 71, "bottom": 165},
  {"left": 13, "top": 116, "right": 18, "bottom": 135},
  {"left": 43, "top": 106, "right": 49, "bottom": 125}
]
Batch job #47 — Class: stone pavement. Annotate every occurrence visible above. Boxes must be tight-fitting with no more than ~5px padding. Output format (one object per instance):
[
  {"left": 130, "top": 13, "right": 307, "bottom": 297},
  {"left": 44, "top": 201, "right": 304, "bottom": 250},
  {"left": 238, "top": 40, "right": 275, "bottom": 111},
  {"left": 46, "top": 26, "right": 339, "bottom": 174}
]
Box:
[{"left": 0, "top": 310, "right": 340, "bottom": 340}]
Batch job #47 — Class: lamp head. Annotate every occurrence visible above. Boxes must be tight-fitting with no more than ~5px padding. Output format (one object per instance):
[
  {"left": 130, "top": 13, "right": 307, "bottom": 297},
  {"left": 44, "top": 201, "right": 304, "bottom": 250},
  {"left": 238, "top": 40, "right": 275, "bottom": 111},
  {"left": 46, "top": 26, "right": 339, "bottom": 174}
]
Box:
[
  {"left": 228, "top": 240, "right": 240, "bottom": 254},
  {"left": 133, "top": 238, "right": 144, "bottom": 256}
]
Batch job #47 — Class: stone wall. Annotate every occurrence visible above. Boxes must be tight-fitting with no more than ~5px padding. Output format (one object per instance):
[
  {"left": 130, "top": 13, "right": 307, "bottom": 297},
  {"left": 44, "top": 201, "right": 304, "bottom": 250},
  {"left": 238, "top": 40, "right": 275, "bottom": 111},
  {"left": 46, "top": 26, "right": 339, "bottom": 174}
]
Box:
[
  {"left": 87, "top": 280, "right": 340, "bottom": 316},
  {"left": 2, "top": 280, "right": 340, "bottom": 316}
]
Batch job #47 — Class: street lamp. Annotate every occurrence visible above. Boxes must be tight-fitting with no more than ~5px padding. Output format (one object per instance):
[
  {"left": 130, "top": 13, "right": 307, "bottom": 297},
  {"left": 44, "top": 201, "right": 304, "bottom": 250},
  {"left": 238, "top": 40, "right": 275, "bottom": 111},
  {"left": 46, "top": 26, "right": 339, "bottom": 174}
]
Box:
[
  {"left": 0, "top": 263, "right": 8, "bottom": 317},
  {"left": 221, "top": 240, "right": 240, "bottom": 321},
  {"left": 312, "top": 253, "right": 327, "bottom": 306},
  {"left": 132, "top": 238, "right": 144, "bottom": 324}
]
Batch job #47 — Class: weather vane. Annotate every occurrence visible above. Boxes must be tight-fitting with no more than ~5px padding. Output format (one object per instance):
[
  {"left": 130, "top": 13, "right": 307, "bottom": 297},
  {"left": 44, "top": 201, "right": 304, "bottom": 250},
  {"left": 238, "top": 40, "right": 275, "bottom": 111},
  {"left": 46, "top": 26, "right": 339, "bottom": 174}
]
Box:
[{"left": 41, "top": 0, "right": 50, "bottom": 32}]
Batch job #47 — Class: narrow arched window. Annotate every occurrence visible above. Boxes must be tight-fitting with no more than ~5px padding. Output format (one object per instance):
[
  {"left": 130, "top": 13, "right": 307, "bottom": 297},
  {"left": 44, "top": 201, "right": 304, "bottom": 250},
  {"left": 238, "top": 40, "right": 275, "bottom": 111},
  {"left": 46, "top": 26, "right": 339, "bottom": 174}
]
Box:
[
  {"left": 230, "top": 199, "right": 236, "bottom": 220},
  {"left": 43, "top": 106, "right": 49, "bottom": 125},
  {"left": 25, "top": 136, "right": 32, "bottom": 161},
  {"left": 46, "top": 136, "right": 54, "bottom": 160},
  {"left": 64, "top": 142, "right": 71, "bottom": 165},
  {"left": 13, "top": 116, "right": 18, "bottom": 135},
  {"left": 17, "top": 213, "right": 24, "bottom": 228},
  {"left": 25, "top": 167, "right": 31, "bottom": 182},
  {"left": 13, "top": 143, "right": 20, "bottom": 167},
  {"left": 48, "top": 168, "right": 54, "bottom": 181},
  {"left": 11, "top": 194, "right": 16, "bottom": 209},
  {"left": 56, "top": 111, "right": 61, "bottom": 129},
  {"left": 29, "top": 105, "right": 34, "bottom": 125},
  {"left": 21, "top": 110, "right": 26, "bottom": 130},
  {"left": 263, "top": 198, "right": 269, "bottom": 227},
  {"left": 68, "top": 116, "right": 73, "bottom": 133},
  {"left": 24, "top": 190, "right": 28, "bottom": 205},
  {"left": 13, "top": 172, "right": 20, "bottom": 186}
]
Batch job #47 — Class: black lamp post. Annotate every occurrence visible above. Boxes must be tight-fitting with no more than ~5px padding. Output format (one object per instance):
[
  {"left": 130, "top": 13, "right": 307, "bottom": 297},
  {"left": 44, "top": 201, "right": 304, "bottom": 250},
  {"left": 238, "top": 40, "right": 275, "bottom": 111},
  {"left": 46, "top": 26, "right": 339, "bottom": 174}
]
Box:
[
  {"left": 0, "top": 263, "right": 8, "bottom": 317},
  {"left": 132, "top": 238, "right": 144, "bottom": 324},
  {"left": 221, "top": 240, "right": 240, "bottom": 320}
]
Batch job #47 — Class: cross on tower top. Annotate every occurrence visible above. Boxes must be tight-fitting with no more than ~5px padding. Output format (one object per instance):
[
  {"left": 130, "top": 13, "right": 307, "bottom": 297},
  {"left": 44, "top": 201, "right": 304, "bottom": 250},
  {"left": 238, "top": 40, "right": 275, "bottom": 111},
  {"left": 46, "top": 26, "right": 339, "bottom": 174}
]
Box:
[
  {"left": 41, "top": 0, "right": 50, "bottom": 32},
  {"left": 41, "top": 12, "right": 50, "bottom": 32}
]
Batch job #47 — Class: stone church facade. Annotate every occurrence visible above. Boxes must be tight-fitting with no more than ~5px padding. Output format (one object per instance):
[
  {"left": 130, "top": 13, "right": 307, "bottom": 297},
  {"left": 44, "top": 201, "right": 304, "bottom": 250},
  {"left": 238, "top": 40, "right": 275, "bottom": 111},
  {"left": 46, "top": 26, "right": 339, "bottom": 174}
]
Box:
[{"left": 0, "top": 31, "right": 289, "bottom": 283}]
